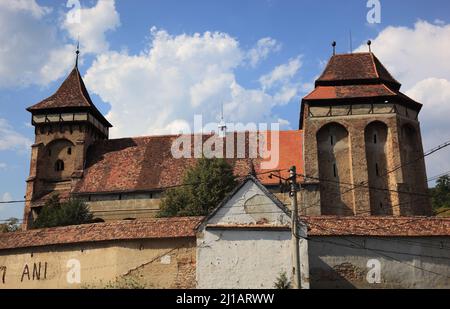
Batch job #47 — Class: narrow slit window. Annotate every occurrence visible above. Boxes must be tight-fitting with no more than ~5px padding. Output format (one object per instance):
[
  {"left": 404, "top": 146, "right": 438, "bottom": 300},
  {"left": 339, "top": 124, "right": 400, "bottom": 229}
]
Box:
[
  {"left": 330, "top": 135, "right": 334, "bottom": 145},
  {"left": 379, "top": 202, "right": 383, "bottom": 209},
  {"left": 55, "top": 160, "right": 64, "bottom": 172},
  {"left": 375, "top": 163, "right": 379, "bottom": 176},
  {"left": 373, "top": 134, "right": 377, "bottom": 144},
  {"left": 333, "top": 163, "right": 337, "bottom": 178},
  {"left": 67, "top": 147, "right": 72, "bottom": 155}
]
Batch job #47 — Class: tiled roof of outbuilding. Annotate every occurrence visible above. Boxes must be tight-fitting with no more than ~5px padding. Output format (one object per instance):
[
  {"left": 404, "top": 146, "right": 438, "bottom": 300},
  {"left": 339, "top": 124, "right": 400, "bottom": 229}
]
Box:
[
  {"left": 304, "top": 216, "right": 450, "bottom": 236},
  {"left": 0, "top": 217, "right": 203, "bottom": 250}
]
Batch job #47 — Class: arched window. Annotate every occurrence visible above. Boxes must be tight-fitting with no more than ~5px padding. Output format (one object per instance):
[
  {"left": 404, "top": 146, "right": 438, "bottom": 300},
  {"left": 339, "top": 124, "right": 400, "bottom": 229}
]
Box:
[
  {"left": 67, "top": 147, "right": 72, "bottom": 155},
  {"left": 55, "top": 160, "right": 64, "bottom": 172}
]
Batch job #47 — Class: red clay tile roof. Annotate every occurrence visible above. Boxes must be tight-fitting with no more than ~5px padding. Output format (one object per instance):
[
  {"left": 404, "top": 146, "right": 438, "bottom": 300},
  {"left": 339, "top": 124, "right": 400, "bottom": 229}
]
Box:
[
  {"left": 72, "top": 130, "right": 303, "bottom": 194},
  {"left": 303, "top": 216, "right": 450, "bottom": 236},
  {"left": 300, "top": 52, "right": 422, "bottom": 128},
  {"left": 316, "top": 53, "right": 400, "bottom": 90},
  {"left": 0, "top": 217, "right": 203, "bottom": 250},
  {"left": 303, "top": 84, "right": 397, "bottom": 100},
  {"left": 27, "top": 66, "right": 112, "bottom": 127}
]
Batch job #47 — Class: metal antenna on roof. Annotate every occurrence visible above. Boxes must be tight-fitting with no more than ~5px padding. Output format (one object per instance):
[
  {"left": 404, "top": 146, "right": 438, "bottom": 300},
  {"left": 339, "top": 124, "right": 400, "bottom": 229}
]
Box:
[
  {"left": 332, "top": 41, "right": 336, "bottom": 56},
  {"left": 367, "top": 40, "right": 372, "bottom": 53},
  {"left": 218, "top": 101, "right": 227, "bottom": 137}
]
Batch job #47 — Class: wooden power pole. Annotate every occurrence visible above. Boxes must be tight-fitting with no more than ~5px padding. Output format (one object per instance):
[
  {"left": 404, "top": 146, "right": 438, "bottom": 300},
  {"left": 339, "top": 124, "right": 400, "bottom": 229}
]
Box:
[{"left": 290, "top": 166, "right": 301, "bottom": 289}]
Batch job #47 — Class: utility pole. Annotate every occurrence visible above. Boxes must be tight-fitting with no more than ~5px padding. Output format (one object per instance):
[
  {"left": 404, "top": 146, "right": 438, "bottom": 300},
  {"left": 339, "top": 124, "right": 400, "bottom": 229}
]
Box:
[{"left": 290, "top": 166, "right": 301, "bottom": 289}]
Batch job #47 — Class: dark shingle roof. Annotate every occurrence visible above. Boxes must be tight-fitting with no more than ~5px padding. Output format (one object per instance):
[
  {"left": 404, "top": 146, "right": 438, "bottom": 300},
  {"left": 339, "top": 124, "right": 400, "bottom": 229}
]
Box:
[{"left": 27, "top": 66, "right": 112, "bottom": 127}]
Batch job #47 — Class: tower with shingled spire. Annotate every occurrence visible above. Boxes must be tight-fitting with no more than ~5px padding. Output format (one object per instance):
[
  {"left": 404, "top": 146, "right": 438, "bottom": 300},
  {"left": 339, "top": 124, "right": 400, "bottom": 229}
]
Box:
[{"left": 23, "top": 46, "right": 112, "bottom": 228}]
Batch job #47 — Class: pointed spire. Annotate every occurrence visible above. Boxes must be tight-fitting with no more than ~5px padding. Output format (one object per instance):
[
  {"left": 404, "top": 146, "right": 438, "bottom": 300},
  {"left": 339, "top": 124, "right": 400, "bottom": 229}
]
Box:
[{"left": 75, "top": 40, "right": 80, "bottom": 68}]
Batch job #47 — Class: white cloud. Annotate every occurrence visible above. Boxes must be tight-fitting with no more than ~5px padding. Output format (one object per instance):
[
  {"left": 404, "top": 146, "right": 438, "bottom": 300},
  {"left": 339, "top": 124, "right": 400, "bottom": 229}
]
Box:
[
  {"left": 259, "top": 56, "right": 302, "bottom": 90},
  {"left": 62, "top": 0, "right": 120, "bottom": 54},
  {"left": 1, "top": 192, "right": 12, "bottom": 202},
  {"left": 356, "top": 20, "right": 450, "bottom": 89},
  {"left": 0, "top": 0, "right": 52, "bottom": 18},
  {"left": 0, "top": 118, "right": 32, "bottom": 151},
  {"left": 356, "top": 20, "right": 450, "bottom": 181},
  {"left": 0, "top": 163, "right": 6, "bottom": 170},
  {"left": 85, "top": 28, "right": 301, "bottom": 138},
  {"left": 247, "top": 37, "right": 281, "bottom": 67},
  {"left": 0, "top": 0, "right": 74, "bottom": 88}
]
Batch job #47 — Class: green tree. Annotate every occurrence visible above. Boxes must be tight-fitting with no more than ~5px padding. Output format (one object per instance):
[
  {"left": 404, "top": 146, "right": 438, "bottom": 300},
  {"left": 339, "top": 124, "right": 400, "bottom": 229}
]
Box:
[
  {"left": 32, "top": 194, "right": 93, "bottom": 229},
  {"left": 158, "top": 157, "right": 237, "bottom": 217},
  {"left": 0, "top": 218, "right": 20, "bottom": 233},
  {"left": 430, "top": 175, "right": 450, "bottom": 216}
]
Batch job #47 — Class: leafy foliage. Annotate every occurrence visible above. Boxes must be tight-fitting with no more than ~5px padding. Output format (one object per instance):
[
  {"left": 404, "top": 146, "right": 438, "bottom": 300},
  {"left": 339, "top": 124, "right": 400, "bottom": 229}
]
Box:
[
  {"left": 158, "top": 157, "right": 237, "bottom": 217},
  {"left": 274, "top": 271, "right": 291, "bottom": 289},
  {"left": 32, "top": 194, "right": 93, "bottom": 229},
  {"left": 430, "top": 175, "right": 450, "bottom": 216},
  {"left": 0, "top": 218, "right": 20, "bottom": 233}
]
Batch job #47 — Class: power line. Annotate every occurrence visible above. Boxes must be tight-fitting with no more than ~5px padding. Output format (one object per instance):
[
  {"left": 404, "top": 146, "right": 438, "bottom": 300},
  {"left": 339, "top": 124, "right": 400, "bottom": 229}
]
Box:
[{"left": 301, "top": 138, "right": 450, "bottom": 212}]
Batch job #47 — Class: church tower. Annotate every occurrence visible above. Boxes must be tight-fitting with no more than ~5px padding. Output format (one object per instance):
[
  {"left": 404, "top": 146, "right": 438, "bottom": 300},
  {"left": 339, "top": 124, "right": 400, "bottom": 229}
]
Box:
[
  {"left": 301, "top": 51, "right": 431, "bottom": 216},
  {"left": 23, "top": 50, "right": 112, "bottom": 228}
]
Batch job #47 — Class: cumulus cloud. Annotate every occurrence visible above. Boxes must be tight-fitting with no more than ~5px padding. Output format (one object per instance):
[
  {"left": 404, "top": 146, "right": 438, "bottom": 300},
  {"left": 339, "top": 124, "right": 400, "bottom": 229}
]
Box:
[
  {"left": 356, "top": 20, "right": 450, "bottom": 180},
  {"left": 85, "top": 29, "right": 301, "bottom": 137},
  {"left": 259, "top": 56, "right": 302, "bottom": 90},
  {"left": 62, "top": 0, "right": 120, "bottom": 54},
  {"left": 0, "top": 118, "right": 32, "bottom": 151},
  {"left": 247, "top": 37, "right": 281, "bottom": 67},
  {"left": 0, "top": 0, "right": 74, "bottom": 88}
]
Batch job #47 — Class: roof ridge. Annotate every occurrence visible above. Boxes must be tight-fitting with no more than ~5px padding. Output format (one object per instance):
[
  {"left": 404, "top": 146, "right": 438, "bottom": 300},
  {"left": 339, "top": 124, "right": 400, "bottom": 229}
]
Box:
[
  {"left": 369, "top": 52, "right": 380, "bottom": 79},
  {"left": 104, "top": 129, "right": 303, "bottom": 142},
  {"left": 74, "top": 66, "right": 93, "bottom": 108}
]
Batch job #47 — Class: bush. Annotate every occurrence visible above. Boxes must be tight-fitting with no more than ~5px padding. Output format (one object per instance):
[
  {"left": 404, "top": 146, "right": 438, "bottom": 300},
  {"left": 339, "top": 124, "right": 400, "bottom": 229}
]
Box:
[
  {"left": 274, "top": 271, "right": 291, "bottom": 289},
  {"left": 32, "top": 194, "right": 93, "bottom": 229},
  {"left": 158, "top": 157, "right": 237, "bottom": 217}
]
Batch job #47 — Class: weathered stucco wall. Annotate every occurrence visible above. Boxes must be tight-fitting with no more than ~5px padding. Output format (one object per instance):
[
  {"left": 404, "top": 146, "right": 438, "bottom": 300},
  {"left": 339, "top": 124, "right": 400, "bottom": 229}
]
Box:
[
  {"left": 308, "top": 236, "right": 450, "bottom": 288},
  {"left": 0, "top": 238, "right": 196, "bottom": 289},
  {"left": 197, "top": 179, "right": 309, "bottom": 289},
  {"left": 197, "top": 229, "right": 309, "bottom": 289}
]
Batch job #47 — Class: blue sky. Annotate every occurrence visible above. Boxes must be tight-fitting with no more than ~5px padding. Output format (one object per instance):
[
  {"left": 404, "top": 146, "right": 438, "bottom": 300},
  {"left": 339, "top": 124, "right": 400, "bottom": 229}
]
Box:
[{"left": 1, "top": 0, "right": 450, "bottom": 220}]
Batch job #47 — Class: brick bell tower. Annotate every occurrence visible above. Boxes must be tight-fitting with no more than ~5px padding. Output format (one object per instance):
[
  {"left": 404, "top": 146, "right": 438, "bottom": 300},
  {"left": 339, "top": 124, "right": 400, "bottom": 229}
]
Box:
[
  {"left": 23, "top": 48, "right": 112, "bottom": 229},
  {"left": 300, "top": 48, "right": 431, "bottom": 216}
]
